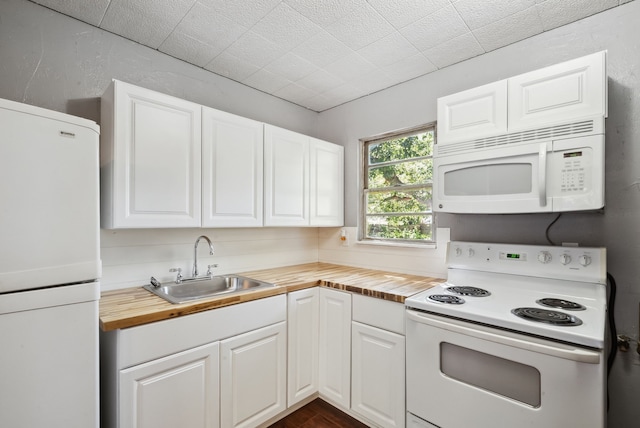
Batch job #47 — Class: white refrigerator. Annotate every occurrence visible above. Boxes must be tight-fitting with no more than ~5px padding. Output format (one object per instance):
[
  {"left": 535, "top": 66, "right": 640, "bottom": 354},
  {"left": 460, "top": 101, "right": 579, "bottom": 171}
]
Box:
[{"left": 0, "top": 98, "right": 100, "bottom": 427}]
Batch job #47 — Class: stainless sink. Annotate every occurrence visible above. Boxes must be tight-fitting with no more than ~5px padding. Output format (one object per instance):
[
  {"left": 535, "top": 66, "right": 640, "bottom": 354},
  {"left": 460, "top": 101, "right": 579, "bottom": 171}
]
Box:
[{"left": 143, "top": 275, "right": 277, "bottom": 304}]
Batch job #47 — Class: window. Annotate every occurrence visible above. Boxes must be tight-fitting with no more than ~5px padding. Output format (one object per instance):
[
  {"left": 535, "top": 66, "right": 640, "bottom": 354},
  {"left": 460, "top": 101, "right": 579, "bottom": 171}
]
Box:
[{"left": 361, "top": 125, "right": 435, "bottom": 244}]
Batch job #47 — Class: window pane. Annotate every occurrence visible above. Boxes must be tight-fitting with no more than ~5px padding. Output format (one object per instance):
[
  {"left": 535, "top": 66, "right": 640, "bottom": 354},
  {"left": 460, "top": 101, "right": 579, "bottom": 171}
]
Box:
[
  {"left": 368, "top": 132, "right": 434, "bottom": 164},
  {"left": 365, "top": 215, "right": 433, "bottom": 241},
  {"left": 366, "top": 188, "right": 433, "bottom": 214},
  {"left": 368, "top": 159, "right": 433, "bottom": 189}
]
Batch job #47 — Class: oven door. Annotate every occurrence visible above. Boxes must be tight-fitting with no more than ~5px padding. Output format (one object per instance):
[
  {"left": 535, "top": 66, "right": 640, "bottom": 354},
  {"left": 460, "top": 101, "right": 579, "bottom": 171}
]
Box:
[{"left": 406, "top": 309, "right": 605, "bottom": 428}]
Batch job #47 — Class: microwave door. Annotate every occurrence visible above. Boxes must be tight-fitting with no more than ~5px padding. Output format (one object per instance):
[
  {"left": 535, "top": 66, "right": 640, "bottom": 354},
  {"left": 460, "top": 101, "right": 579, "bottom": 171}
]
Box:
[{"left": 434, "top": 142, "right": 553, "bottom": 213}]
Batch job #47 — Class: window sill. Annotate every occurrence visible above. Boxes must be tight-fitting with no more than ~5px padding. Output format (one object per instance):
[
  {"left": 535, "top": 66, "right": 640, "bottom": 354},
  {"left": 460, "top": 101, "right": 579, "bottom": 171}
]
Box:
[{"left": 356, "top": 239, "right": 437, "bottom": 250}]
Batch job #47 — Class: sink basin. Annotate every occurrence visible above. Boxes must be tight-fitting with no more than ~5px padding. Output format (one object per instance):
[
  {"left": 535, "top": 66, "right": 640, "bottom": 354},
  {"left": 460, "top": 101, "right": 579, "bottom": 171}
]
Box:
[{"left": 143, "top": 275, "right": 277, "bottom": 304}]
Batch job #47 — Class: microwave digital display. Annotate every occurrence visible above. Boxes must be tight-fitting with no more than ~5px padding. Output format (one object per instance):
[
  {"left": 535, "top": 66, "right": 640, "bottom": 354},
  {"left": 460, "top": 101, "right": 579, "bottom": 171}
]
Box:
[{"left": 563, "top": 151, "right": 583, "bottom": 158}]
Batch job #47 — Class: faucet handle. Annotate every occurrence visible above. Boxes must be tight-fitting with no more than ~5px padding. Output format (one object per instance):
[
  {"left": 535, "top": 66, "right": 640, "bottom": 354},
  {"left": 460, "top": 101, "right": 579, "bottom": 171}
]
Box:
[
  {"left": 206, "top": 264, "right": 218, "bottom": 277},
  {"left": 169, "top": 267, "right": 182, "bottom": 283}
]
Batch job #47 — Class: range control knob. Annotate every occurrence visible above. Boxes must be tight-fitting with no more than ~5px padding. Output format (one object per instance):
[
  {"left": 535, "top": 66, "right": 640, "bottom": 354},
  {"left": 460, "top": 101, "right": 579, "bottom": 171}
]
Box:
[
  {"left": 537, "top": 251, "right": 552, "bottom": 264},
  {"left": 455, "top": 247, "right": 462, "bottom": 257},
  {"left": 559, "top": 254, "right": 572, "bottom": 265},
  {"left": 578, "top": 255, "right": 592, "bottom": 267},
  {"left": 467, "top": 248, "right": 475, "bottom": 257}
]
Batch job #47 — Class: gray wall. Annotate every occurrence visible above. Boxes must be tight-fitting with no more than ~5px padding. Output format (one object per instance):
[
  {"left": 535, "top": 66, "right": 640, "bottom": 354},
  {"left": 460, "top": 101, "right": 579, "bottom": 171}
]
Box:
[
  {"left": 318, "top": 2, "right": 640, "bottom": 426},
  {"left": 0, "top": 0, "right": 317, "bottom": 134}
]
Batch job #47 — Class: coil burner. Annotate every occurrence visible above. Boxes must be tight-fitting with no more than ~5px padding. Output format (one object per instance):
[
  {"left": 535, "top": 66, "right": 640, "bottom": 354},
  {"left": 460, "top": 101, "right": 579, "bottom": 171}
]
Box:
[
  {"left": 428, "top": 294, "right": 465, "bottom": 305},
  {"left": 511, "top": 307, "right": 583, "bottom": 326},
  {"left": 446, "top": 286, "right": 491, "bottom": 297},
  {"left": 536, "top": 298, "right": 586, "bottom": 311}
]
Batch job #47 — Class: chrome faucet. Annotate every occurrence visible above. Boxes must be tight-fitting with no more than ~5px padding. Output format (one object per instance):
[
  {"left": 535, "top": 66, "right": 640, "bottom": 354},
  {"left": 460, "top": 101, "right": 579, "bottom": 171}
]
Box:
[{"left": 193, "top": 235, "right": 214, "bottom": 277}]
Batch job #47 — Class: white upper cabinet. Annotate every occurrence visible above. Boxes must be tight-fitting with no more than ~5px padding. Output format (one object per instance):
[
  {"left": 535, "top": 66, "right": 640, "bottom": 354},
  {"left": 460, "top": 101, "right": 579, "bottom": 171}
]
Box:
[
  {"left": 436, "top": 51, "right": 607, "bottom": 146},
  {"left": 265, "top": 125, "right": 344, "bottom": 227},
  {"left": 310, "top": 138, "right": 344, "bottom": 226},
  {"left": 202, "top": 107, "right": 264, "bottom": 227},
  {"left": 437, "top": 80, "right": 508, "bottom": 146},
  {"left": 101, "top": 80, "right": 202, "bottom": 228},
  {"left": 508, "top": 51, "right": 607, "bottom": 131}
]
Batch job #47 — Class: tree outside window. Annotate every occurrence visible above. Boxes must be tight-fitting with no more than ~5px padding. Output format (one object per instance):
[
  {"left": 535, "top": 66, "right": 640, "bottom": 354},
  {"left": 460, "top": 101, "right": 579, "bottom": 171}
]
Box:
[{"left": 362, "top": 125, "right": 435, "bottom": 244}]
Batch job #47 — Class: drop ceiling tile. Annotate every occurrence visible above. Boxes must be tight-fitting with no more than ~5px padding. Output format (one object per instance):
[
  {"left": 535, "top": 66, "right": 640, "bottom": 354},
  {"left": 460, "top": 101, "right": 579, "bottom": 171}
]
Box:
[
  {"left": 367, "top": 0, "right": 451, "bottom": 29},
  {"left": 423, "top": 32, "right": 484, "bottom": 69},
  {"left": 291, "top": 30, "right": 353, "bottom": 67},
  {"left": 31, "top": 0, "right": 110, "bottom": 26},
  {"left": 170, "top": 2, "right": 247, "bottom": 49},
  {"left": 324, "top": 2, "right": 396, "bottom": 50},
  {"left": 223, "top": 31, "right": 288, "bottom": 68},
  {"left": 453, "top": 0, "right": 536, "bottom": 30},
  {"left": 263, "top": 52, "right": 319, "bottom": 82},
  {"left": 273, "top": 83, "right": 319, "bottom": 105},
  {"left": 400, "top": 5, "right": 469, "bottom": 52},
  {"left": 251, "top": 3, "right": 321, "bottom": 51},
  {"left": 304, "top": 94, "right": 334, "bottom": 112},
  {"left": 323, "top": 53, "right": 376, "bottom": 82},
  {"left": 357, "top": 32, "right": 420, "bottom": 68},
  {"left": 381, "top": 53, "right": 437, "bottom": 83},
  {"left": 100, "top": 0, "right": 196, "bottom": 48},
  {"left": 296, "top": 69, "right": 344, "bottom": 93},
  {"left": 199, "top": 0, "right": 281, "bottom": 27},
  {"left": 350, "top": 69, "right": 395, "bottom": 95},
  {"left": 535, "top": 0, "right": 619, "bottom": 31},
  {"left": 242, "top": 69, "right": 293, "bottom": 94},
  {"left": 204, "top": 52, "right": 261, "bottom": 81},
  {"left": 160, "top": 32, "right": 224, "bottom": 67},
  {"left": 473, "top": 6, "right": 543, "bottom": 52},
  {"left": 284, "top": 0, "right": 368, "bottom": 26}
]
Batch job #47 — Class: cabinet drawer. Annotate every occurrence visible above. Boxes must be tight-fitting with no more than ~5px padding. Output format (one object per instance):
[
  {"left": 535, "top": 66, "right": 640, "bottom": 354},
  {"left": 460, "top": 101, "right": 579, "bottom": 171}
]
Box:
[{"left": 352, "top": 294, "right": 405, "bottom": 335}]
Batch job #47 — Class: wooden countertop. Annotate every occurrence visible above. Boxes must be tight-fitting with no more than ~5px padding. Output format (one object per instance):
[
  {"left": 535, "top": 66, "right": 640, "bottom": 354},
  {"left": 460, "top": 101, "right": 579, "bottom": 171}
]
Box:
[{"left": 99, "top": 262, "right": 444, "bottom": 331}]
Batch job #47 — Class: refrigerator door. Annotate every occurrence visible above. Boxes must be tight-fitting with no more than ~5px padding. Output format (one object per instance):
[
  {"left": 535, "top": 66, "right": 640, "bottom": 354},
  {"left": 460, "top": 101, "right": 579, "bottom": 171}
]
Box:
[{"left": 0, "top": 99, "right": 100, "bottom": 292}]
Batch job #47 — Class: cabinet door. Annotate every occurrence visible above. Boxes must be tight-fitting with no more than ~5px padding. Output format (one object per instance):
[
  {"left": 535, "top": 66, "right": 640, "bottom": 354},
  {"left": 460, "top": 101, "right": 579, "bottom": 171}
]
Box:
[
  {"left": 119, "top": 342, "right": 219, "bottom": 428},
  {"left": 103, "top": 80, "right": 201, "bottom": 228},
  {"left": 352, "top": 322, "right": 405, "bottom": 428},
  {"left": 202, "top": 107, "right": 263, "bottom": 227},
  {"left": 264, "top": 125, "right": 309, "bottom": 226},
  {"left": 508, "top": 51, "right": 607, "bottom": 131},
  {"left": 318, "top": 288, "right": 351, "bottom": 409},
  {"left": 436, "top": 80, "right": 507, "bottom": 146},
  {"left": 287, "top": 288, "right": 320, "bottom": 407},
  {"left": 310, "top": 139, "right": 344, "bottom": 226},
  {"left": 220, "top": 322, "right": 287, "bottom": 428}
]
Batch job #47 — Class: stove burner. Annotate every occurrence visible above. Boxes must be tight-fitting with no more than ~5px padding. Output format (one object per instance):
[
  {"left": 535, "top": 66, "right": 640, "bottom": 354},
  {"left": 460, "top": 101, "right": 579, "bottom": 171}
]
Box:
[
  {"left": 428, "top": 294, "right": 465, "bottom": 305},
  {"left": 511, "top": 307, "right": 583, "bottom": 326},
  {"left": 446, "top": 286, "right": 491, "bottom": 297},
  {"left": 536, "top": 298, "right": 585, "bottom": 311}
]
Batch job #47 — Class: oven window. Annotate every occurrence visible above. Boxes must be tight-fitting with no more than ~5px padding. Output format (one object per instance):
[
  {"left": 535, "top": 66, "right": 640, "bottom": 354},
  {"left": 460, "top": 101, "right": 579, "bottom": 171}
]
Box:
[
  {"left": 440, "top": 343, "right": 541, "bottom": 407},
  {"left": 443, "top": 163, "right": 532, "bottom": 196}
]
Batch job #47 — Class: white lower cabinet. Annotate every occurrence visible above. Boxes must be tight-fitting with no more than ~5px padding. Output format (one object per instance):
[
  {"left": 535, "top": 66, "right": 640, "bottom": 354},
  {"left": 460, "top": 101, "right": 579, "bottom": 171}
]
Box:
[
  {"left": 318, "top": 287, "right": 352, "bottom": 409},
  {"left": 119, "top": 342, "right": 220, "bottom": 428},
  {"left": 352, "top": 321, "right": 405, "bottom": 428},
  {"left": 287, "top": 288, "right": 320, "bottom": 407},
  {"left": 220, "top": 322, "right": 287, "bottom": 428}
]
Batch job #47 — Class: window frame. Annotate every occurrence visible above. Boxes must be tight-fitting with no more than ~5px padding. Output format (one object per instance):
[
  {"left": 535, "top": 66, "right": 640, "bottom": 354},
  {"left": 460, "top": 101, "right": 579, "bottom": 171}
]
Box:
[{"left": 359, "top": 123, "right": 436, "bottom": 246}]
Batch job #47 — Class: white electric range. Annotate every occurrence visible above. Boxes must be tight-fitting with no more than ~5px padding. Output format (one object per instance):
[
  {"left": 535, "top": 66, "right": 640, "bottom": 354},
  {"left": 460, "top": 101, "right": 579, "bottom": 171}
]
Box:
[{"left": 405, "top": 241, "right": 608, "bottom": 428}]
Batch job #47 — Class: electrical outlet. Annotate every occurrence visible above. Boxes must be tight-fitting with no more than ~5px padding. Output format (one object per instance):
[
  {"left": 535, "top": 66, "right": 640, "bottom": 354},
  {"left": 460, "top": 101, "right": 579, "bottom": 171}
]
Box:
[{"left": 340, "top": 228, "right": 349, "bottom": 247}]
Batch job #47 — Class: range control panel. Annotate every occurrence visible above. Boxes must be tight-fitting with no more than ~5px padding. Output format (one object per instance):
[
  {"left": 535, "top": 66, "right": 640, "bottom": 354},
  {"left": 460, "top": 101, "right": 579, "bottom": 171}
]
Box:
[{"left": 447, "top": 241, "right": 606, "bottom": 284}]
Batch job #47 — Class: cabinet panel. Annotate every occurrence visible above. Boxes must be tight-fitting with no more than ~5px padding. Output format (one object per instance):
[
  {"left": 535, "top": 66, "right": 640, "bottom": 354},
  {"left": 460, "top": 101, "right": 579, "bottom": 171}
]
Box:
[
  {"left": 352, "top": 322, "right": 405, "bottom": 428},
  {"left": 318, "top": 288, "right": 351, "bottom": 409},
  {"left": 220, "top": 322, "right": 287, "bottom": 428},
  {"left": 310, "top": 139, "right": 344, "bottom": 226},
  {"left": 101, "top": 80, "right": 201, "bottom": 228},
  {"left": 264, "top": 125, "right": 309, "bottom": 226},
  {"left": 287, "top": 288, "right": 320, "bottom": 406},
  {"left": 119, "top": 342, "right": 219, "bottom": 428},
  {"left": 508, "top": 51, "right": 607, "bottom": 131},
  {"left": 436, "top": 80, "right": 507, "bottom": 146},
  {"left": 202, "top": 107, "right": 263, "bottom": 227}
]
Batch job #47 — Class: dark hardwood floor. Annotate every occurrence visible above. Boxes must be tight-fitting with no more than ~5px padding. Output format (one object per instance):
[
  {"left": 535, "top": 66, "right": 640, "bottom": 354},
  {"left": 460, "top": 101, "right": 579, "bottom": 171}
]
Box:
[{"left": 268, "top": 398, "right": 369, "bottom": 428}]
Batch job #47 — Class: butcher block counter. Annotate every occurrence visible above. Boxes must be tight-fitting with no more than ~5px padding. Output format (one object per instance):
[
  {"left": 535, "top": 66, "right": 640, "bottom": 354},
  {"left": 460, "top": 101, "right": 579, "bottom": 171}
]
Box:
[{"left": 99, "top": 262, "right": 444, "bottom": 331}]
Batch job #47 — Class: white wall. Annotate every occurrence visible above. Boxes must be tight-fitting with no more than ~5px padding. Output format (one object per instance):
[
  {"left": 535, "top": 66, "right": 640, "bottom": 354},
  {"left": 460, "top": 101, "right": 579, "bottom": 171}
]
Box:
[{"left": 317, "top": 2, "right": 640, "bottom": 426}]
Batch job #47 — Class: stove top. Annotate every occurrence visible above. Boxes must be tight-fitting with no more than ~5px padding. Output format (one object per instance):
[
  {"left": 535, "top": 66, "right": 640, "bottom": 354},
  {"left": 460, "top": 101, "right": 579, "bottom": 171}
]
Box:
[{"left": 405, "top": 242, "right": 607, "bottom": 349}]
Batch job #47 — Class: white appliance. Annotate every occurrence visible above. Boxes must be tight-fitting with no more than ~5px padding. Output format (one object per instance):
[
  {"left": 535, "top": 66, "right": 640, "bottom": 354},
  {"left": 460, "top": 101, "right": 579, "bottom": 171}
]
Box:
[
  {"left": 405, "top": 241, "right": 607, "bottom": 428},
  {"left": 0, "top": 98, "right": 100, "bottom": 428},
  {"left": 433, "top": 118, "right": 605, "bottom": 214}
]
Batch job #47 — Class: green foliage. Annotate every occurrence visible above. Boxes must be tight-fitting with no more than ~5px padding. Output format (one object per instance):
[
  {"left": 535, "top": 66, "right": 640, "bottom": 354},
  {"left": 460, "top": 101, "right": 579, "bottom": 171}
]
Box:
[{"left": 365, "top": 131, "right": 434, "bottom": 241}]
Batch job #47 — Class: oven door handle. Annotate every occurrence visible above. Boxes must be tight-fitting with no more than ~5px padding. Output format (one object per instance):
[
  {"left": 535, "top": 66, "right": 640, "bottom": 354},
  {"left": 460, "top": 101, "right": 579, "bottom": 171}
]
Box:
[{"left": 407, "top": 310, "right": 601, "bottom": 364}]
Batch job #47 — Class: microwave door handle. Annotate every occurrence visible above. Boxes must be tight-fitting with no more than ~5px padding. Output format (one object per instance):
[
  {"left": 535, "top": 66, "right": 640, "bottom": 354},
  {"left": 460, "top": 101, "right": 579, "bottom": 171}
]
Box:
[{"left": 538, "top": 143, "right": 547, "bottom": 207}]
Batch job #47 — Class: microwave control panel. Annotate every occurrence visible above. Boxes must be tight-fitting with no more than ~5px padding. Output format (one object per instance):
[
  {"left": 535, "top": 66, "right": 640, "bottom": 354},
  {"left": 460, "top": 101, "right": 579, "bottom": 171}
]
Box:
[{"left": 559, "top": 150, "right": 588, "bottom": 193}]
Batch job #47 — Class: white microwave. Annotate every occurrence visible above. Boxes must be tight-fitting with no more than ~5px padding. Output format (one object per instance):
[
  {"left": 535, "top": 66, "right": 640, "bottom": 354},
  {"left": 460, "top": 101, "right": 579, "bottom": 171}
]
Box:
[{"left": 433, "top": 117, "right": 605, "bottom": 214}]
